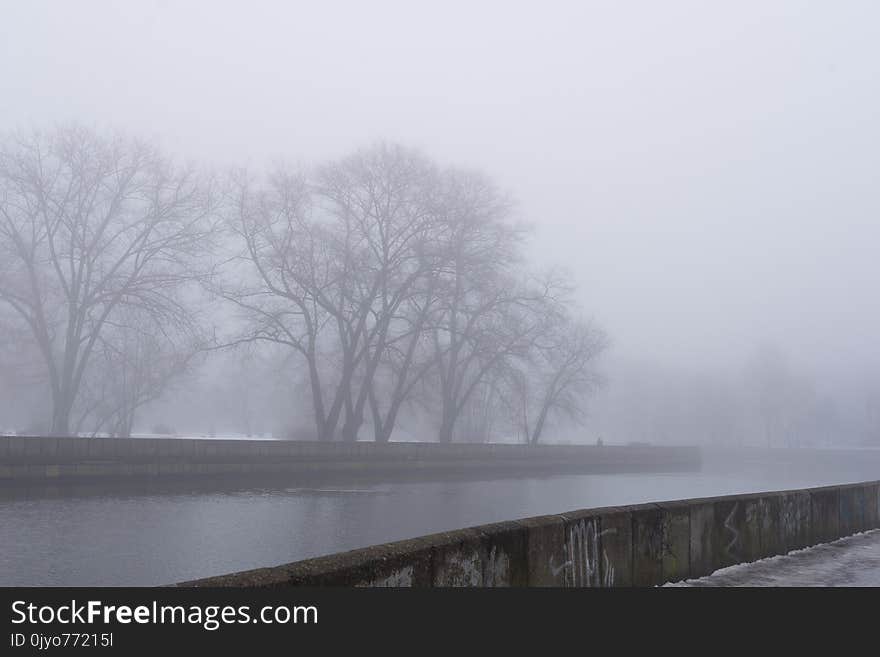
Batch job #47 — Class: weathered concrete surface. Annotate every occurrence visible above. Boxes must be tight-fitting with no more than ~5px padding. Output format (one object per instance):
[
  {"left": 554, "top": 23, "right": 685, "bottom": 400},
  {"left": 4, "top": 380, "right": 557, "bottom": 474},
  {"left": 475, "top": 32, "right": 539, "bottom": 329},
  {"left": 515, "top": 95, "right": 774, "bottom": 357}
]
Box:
[
  {"left": 838, "top": 483, "right": 868, "bottom": 536},
  {"left": 631, "top": 504, "right": 664, "bottom": 587},
  {"left": 430, "top": 528, "right": 486, "bottom": 586},
  {"left": 741, "top": 495, "right": 763, "bottom": 563},
  {"left": 0, "top": 436, "right": 701, "bottom": 482},
  {"left": 712, "top": 496, "right": 744, "bottom": 570},
  {"left": 557, "top": 505, "right": 633, "bottom": 587},
  {"left": 479, "top": 521, "right": 529, "bottom": 587},
  {"left": 559, "top": 509, "right": 605, "bottom": 587},
  {"left": 596, "top": 508, "right": 633, "bottom": 587},
  {"left": 182, "top": 536, "right": 436, "bottom": 587},
  {"left": 756, "top": 493, "right": 783, "bottom": 558},
  {"left": 687, "top": 499, "right": 716, "bottom": 579},
  {"left": 518, "top": 515, "right": 567, "bottom": 586},
  {"left": 810, "top": 486, "right": 840, "bottom": 544},
  {"left": 658, "top": 501, "right": 690, "bottom": 583},
  {"left": 179, "top": 479, "right": 880, "bottom": 588},
  {"left": 868, "top": 483, "right": 880, "bottom": 529},
  {"left": 780, "top": 489, "right": 811, "bottom": 552}
]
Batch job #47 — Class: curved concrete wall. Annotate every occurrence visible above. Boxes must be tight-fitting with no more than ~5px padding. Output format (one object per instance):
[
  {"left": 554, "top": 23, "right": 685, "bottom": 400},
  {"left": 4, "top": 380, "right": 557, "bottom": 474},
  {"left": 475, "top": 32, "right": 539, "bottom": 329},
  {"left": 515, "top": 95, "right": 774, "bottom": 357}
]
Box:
[{"left": 180, "top": 480, "right": 880, "bottom": 587}]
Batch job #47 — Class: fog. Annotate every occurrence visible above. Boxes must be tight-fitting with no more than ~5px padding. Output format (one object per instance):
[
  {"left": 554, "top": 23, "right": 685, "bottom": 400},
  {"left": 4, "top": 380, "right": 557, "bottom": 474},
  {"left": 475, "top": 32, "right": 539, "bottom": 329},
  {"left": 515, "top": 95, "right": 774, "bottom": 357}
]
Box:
[{"left": 2, "top": 1, "right": 879, "bottom": 446}]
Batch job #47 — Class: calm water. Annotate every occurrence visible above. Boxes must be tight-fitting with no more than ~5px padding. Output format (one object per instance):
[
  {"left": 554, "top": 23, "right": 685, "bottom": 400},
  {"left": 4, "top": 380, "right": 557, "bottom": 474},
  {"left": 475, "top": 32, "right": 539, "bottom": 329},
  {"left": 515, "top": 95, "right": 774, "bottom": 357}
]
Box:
[{"left": 1, "top": 448, "right": 879, "bottom": 586}]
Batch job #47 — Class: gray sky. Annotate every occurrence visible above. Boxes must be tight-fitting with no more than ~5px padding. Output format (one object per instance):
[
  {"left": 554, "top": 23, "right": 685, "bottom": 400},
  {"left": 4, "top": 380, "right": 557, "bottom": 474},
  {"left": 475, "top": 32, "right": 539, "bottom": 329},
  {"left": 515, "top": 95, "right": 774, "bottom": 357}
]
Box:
[{"left": 3, "top": 0, "right": 878, "bottom": 380}]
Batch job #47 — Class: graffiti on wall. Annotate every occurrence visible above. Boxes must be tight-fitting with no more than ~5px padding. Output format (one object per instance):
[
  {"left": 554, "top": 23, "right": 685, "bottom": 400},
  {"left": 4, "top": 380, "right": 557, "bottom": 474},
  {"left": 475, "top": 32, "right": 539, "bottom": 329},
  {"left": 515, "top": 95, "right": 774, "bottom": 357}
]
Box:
[
  {"left": 485, "top": 545, "right": 511, "bottom": 586},
  {"left": 549, "top": 518, "right": 617, "bottom": 587},
  {"left": 723, "top": 502, "right": 740, "bottom": 561}
]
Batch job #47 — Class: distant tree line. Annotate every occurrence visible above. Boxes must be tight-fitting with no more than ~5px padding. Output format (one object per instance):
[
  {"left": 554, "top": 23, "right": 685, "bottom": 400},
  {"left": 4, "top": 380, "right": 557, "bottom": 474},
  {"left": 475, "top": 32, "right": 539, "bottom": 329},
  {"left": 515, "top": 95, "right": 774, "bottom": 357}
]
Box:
[{"left": 0, "top": 125, "right": 607, "bottom": 442}]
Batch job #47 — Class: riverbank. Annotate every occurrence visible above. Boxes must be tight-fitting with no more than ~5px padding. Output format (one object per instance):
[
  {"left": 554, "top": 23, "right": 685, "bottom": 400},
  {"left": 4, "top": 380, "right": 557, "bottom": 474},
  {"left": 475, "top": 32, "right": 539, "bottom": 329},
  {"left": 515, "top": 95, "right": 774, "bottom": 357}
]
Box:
[
  {"left": 180, "top": 478, "right": 880, "bottom": 587},
  {"left": 0, "top": 436, "right": 700, "bottom": 483}
]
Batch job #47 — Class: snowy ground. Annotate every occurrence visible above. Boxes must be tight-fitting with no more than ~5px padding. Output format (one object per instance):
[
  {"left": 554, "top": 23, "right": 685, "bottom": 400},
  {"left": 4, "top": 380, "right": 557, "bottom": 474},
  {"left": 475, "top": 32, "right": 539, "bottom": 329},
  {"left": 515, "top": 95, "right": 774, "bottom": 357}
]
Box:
[{"left": 670, "top": 529, "right": 880, "bottom": 586}]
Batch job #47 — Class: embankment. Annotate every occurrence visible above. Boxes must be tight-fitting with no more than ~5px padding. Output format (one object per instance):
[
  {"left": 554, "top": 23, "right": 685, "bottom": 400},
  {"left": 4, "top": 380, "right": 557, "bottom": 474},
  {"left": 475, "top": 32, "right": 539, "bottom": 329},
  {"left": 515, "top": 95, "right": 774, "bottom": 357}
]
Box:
[
  {"left": 180, "top": 479, "right": 880, "bottom": 586},
  {"left": 0, "top": 436, "right": 699, "bottom": 482}
]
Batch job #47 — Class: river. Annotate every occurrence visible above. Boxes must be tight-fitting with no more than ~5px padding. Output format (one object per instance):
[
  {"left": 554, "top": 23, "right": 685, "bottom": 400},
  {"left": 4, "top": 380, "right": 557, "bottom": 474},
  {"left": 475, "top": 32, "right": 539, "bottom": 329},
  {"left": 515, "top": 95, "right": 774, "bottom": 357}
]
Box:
[{"left": 1, "top": 447, "right": 878, "bottom": 585}]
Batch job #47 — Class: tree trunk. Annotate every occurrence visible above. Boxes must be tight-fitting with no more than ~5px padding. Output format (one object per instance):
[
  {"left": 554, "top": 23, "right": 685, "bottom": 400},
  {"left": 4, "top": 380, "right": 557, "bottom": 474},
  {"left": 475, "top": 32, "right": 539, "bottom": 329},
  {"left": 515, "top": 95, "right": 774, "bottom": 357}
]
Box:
[
  {"left": 50, "top": 413, "right": 70, "bottom": 438},
  {"left": 530, "top": 406, "right": 550, "bottom": 445},
  {"left": 50, "top": 394, "right": 73, "bottom": 437},
  {"left": 340, "top": 407, "right": 362, "bottom": 442},
  {"left": 438, "top": 409, "right": 455, "bottom": 443}
]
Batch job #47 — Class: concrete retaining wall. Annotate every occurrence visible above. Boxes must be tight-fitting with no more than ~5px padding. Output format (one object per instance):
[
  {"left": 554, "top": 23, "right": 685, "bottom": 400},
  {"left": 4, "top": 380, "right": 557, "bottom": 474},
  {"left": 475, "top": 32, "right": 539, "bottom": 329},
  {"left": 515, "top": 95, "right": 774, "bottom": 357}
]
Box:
[
  {"left": 180, "top": 479, "right": 880, "bottom": 587},
  {"left": 0, "top": 436, "right": 699, "bottom": 482}
]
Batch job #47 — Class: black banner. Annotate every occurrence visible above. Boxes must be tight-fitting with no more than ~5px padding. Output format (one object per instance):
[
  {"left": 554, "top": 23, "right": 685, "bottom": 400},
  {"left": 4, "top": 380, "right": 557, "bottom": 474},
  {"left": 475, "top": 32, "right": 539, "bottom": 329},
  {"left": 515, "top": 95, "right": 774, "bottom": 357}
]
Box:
[{"left": 0, "top": 586, "right": 872, "bottom": 653}]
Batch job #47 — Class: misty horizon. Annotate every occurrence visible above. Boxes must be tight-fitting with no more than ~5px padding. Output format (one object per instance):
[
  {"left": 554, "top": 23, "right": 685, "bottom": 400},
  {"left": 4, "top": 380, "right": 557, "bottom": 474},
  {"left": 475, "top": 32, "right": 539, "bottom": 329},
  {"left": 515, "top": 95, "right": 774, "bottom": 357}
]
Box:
[{"left": 1, "top": 1, "right": 879, "bottom": 447}]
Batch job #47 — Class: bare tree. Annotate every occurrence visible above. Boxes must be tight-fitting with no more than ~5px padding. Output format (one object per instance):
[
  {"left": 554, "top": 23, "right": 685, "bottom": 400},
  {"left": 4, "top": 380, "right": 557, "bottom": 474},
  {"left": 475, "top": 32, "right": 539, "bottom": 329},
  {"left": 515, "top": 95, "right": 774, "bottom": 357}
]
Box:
[
  {"left": 366, "top": 273, "right": 443, "bottom": 442},
  {"left": 503, "top": 316, "right": 608, "bottom": 445},
  {"left": 218, "top": 144, "right": 445, "bottom": 442},
  {"left": 451, "top": 376, "right": 507, "bottom": 443},
  {"left": 216, "top": 168, "right": 340, "bottom": 440},
  {"left": 0, "top": 125, "right": 215, "bottom": 436},
  {"left": 366, "top": 169, "right": 530, "bottom": 443},
  {"left": 314, "top": 144, "right": 444, "bottom": 441},
  {"left": 0, "top": 306, "right": 48, "bottom": 432},
  {"left": 423, "top": 170, "right": 565, "bottom": 442},
  {"left": 428, "top": 275, "right": 555, "bottom": 443},
  {"left": 76, "top": 307, "right": 204, "bottom": 437},
  {"left": 218, "top": 144, "right": 606, "bottom": 445}
]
